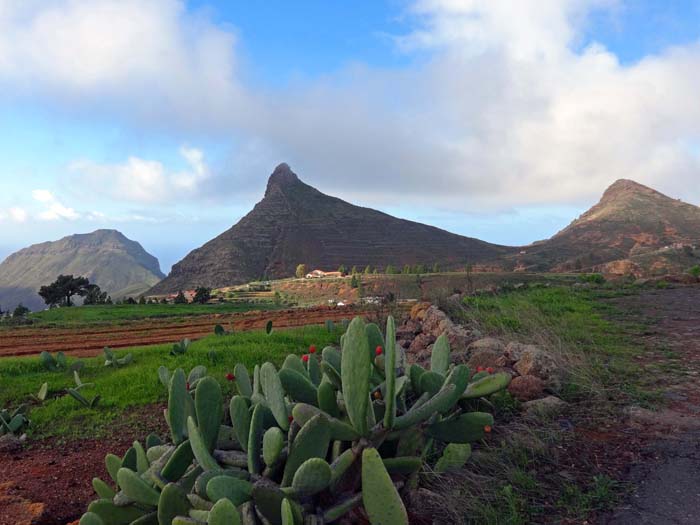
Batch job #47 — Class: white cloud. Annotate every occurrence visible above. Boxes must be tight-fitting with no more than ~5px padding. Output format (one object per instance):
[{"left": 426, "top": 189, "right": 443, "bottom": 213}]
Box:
[
  {"left": 69, "top": 147, "right": 211, "bottom": 203},
  {"left": 0, "top": 207, "right": 29, "bottom": 223},
  {"left": 32, "top": 190, "right": 80, "bottom": 220},
  {"left": 1, "top": 0, "right": 700, "bottom": 212}
]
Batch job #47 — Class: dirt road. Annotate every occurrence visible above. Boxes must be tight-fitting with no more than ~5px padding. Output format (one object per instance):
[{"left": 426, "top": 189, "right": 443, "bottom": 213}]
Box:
[{"left": 604, "top": 286, "right": 700, "bottom": 524}]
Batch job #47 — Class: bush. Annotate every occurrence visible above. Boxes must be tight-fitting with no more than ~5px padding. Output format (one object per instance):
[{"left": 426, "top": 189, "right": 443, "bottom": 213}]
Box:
[
  {"left": 689, "top": 265, "right": 700, "bottom": 279},
  {"left": 578, "top": 273, "right": 606, "bottom": 285},
  {"left": 77, "top": 316, "right": 509, "bottom": 524}
]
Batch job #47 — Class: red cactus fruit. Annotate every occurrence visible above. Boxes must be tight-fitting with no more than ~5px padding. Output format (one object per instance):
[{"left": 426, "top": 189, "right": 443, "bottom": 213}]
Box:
[
  {"left": 484, "top": 425, "right": 492, "bottom": 433},
  {"left": 309, "top": 345, "right": 317, "bottom": 354},
  {"left": 486, "top": 367, "right": 494, "bottom": 374},
  {"left": 375, "top": 346, "right": 383, "bottom": 356},
  {"left": 477, "top": 366, "right": 484, "bottom": 372},
  {"left": 302, "top": 354, "right": 310, "bottom": 362},
  {"left": 288, "top": 415, "right": 294, "bottom": 423},
  {"left": 226, "top": 373, "right": 235, "bottom": 381}
]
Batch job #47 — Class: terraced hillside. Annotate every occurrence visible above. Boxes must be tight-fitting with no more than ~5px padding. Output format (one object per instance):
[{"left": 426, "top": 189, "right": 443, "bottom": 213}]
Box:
[{"left": 150, "top": 164, "right": 512, "bottom": 294}]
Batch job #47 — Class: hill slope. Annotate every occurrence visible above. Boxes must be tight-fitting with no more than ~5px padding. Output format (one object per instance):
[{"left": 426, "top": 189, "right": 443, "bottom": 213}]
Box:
[
  {"left": 0, "top": 230, "right": 164, "bottom": 311},
  {"left": 512, "top": 179, "right": 700, "bottom": 273},
  {"left": 150, "top": 164, "right": 512, "bottom": 293}
]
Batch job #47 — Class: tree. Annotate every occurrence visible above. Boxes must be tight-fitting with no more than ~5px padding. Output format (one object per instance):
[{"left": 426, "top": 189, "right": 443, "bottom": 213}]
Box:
[
  {"left": 337, "top": 265, "right": 347, "bottom": 275},
  {"left": 13, "top": 304, "right": 30, "bottom": 318},
  {"left": 83, "top": 284, "right": 108, "bottom": 305},
  {"left": 363, "top": 265, "right": 371, "bottom": 275},
  {"left": 350, "top": 274, "right": 359, "bottom": 288},
  {"left": 385, "top": 264, "right": 396, "bottom": 274},
  {"left": 174, "top": 291, "right": 188, "bottom": 304},
  {"left": 350, "top": 266, "right": 358, "bottom": 275},
  {"left": 402, "top": 264, "right": 411, "bottom": 274},
  {"left": 105, "top": 296, "right": 113, "bottom": 305},
  {"left": 38, "top": 275, "right": 91, "bottom": 307},
  {"left": 192, "top": 287, "right": 212, "bottom": 304},
  {"left": 432, "top": 263, "right": 440, "bottom": 273},
  {"left": 126, "top": 297, "right": 137, "bottom": 305},
  {"left": 138, "top": 296, "right": 147, "bottom": 305},
  {"left": 296, "top": 264, "right": 307, "bottom": 279}
]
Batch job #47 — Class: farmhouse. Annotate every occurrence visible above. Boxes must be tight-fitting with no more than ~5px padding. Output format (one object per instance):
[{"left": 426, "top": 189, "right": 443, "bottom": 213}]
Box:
[{"left": 305, "top": 269, "right": 343, "bottom": 279}]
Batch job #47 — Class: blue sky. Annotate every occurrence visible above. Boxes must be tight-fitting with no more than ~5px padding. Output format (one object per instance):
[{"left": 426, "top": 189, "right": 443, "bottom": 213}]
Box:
[{"left": 1, "top": 1, "right": 699, "bottom": 272}]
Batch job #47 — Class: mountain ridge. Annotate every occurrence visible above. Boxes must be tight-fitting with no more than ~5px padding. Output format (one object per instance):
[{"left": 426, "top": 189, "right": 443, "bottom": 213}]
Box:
[
  {"left": 0, "top": 229, "right": 164, "bottom": 311},
  {"left": 149, "top": 163, "right": 512, "bottom": 294}
]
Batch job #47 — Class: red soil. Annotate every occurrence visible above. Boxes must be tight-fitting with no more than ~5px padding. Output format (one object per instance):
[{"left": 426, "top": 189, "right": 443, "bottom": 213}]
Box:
[
  {"left": 0, "top": 405, "right": 167, "bottom": 525},
  {"left": 0, "top": 305, "right": 405, "bottom": 358}
]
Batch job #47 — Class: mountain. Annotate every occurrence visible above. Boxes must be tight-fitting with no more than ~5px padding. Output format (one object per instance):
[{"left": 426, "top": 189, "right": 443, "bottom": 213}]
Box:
[
  {"left": 511, "top": 179, "right": 700, "bottom": 274},
  {"left": 149, "top": 163, "right": 512, "bottom": 293},
  {"left": 0, "top": 230, "right": 165, "bottom": 311}
]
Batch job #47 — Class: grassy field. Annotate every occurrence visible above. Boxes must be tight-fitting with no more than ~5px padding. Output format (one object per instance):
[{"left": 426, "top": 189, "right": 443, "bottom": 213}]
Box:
[
  {"left": 0, "top": 325, "right": 340, "bottom": 438},
  {"left": 439, "top": 284, "right": 655, "bottom": 524},
  {"left": 22, "top": 301, "right": 281, "bottom": 326}
]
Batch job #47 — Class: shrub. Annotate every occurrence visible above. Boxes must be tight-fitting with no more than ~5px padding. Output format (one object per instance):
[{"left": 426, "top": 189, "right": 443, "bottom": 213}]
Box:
[
  {"left": 192, "top": 287, "right": 212, "bottom": 305},
  {"left": 77, "top": 316, "right": 509, "bottom": 524},
  {"left": 173, "top": 291, "right": 188, "bottom": 304},
  {"left": 13, "top": 303, "right": 30, "bottom": 318},
  {"left": 689, "top": 265, "right": 700, "bottom": 279},
  {"left": 578, "top": 273, "right": 606, "bottom": 285}
]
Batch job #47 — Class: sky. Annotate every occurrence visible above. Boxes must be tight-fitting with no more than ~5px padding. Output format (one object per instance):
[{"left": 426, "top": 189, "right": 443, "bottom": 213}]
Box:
[{"left": 1, "top": 0, "right": 699, "bottom": 272}]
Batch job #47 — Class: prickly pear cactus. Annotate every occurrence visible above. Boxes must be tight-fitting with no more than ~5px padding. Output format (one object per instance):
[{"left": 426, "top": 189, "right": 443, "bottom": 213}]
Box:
[{"left": 78, "top": 315, "right": 509, "bottom": 524}]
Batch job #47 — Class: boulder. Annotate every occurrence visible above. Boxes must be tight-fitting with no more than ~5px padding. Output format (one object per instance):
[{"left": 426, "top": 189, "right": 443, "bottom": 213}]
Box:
[
  {"left": 522, "top": 396, "right": 567, "bottom": 416},
  {"left": 508, "top": 375, "right": 545, "bottom": 401},
  {"left": 467, "top": 348, "right": 505, "bottom": 370},
  {"left": 410, "top": 302, "right": 432, "bottom": 320},
  {"left": 513, "top": 347, "right": 562, "bottom": 389},
  {"left": 467, "top": 337, "right": 505, "bottom": 355},
  {"left": 504, "top": 342, "right": 537, "bottom": 365}
]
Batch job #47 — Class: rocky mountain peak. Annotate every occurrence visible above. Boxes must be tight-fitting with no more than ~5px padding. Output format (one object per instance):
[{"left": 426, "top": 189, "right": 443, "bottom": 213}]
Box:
[
  {"left": 600, "top": 179, "right": 660, "bottom": 203},
  {"left": 265, "top": 163, "right": 300, "bottom": 197}
]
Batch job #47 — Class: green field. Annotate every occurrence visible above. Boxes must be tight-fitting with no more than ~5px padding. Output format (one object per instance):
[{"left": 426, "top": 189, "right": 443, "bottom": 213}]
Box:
[
  {"left": 22, "top": 301, "right": 281, "bottom": 326},
  {"left": 0, "top": 325, "right": 340, "bottom": 438}
]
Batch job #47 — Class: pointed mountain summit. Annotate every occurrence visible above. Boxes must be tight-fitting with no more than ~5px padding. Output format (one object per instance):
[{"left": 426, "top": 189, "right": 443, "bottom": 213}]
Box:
[
  {"left": 149, "top": 164, "right": 511, "bottom": 293},
  {"left": 512, "top": 179, "right": 700, "bottom": 272},
  {"left": 0, "top": 229, "right": 164, "bottom": 311}
]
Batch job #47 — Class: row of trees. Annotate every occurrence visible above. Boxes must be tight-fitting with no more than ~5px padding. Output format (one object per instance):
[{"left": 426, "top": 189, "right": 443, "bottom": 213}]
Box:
[
  {"left": 295, "top": 263, "right": 443, "bottom": 278},
  {"left": 37, "top": 275, "right": 214, "bottom": 308}
]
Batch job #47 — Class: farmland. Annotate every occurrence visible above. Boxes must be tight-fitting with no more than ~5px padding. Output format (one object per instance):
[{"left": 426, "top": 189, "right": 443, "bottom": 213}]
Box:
[{"left": 0, "top": 304, "right": 395, "bottom": 358}]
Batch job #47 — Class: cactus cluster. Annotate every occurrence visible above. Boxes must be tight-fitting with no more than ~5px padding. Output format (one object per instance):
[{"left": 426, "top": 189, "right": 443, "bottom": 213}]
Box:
[
  {"left": 67, "top": 370, "right": 100, "bottom": 408},
  {"left": 79, "top": 315, "right": 510, "bottom": 525},
  {"left": 171, "top": 339, "right": 192, "bottom": 356},
  {"left": 104, "top": 347, "right": 134, "bottom": 367},
  {"left": 0, "top": 404, "right": 29, "bottom": 436},
  {"left": 40, "top": 350, "right": 84, "bottom": 373}
]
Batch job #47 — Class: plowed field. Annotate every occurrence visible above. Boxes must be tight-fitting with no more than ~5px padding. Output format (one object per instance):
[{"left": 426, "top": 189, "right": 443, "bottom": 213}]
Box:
[{"left": 0, "top": 305, "right": 404, "bottom": 358}]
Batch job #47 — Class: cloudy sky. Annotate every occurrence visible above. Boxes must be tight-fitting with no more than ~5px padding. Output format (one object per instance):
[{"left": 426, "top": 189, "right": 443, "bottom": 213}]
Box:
[{"left": 1, "top": 0, "right": 699, "bottom": 272}]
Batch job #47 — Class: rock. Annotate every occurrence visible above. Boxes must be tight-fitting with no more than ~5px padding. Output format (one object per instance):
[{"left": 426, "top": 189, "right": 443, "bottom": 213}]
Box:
[
  {"left": 513, "top": 347, "right": 562, "bottom": 388},
  {"left": 522, "top": 395, "right": 567, "bottom": 416},
  {"left": 467, "top": 349, "right": 505, "bottom": 370},
  {"left": 410, "top": 302, "right": 432, "bottom": 320},
  {"left": 407, "top": 333, "right": 437, "bottom": 365},
  {"left": 467, "top": 337, "right": 505, "bottom": 354},
  {"left": 508, "top": 375, "right": 545, "bottom": 401},
  {"left": 504, "top": 342, "right": 537, "bottom": 364},
  {"left": 0, "top": 433, "right": 23, "bottom": 453}
]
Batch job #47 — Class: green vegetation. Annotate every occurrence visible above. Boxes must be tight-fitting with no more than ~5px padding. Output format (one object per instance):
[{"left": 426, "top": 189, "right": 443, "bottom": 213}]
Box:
[
  {"left": 445, "top": 285, "right": 659, "bottom": 522},
  {"left": 461, "top": 286, "right": 655, "bottom": 404},
  {"left": 0, "top": 326, "right": 340, "bottom": 438},
  {"left": 689, "top": 265, "right": 700, "bottom": 278},
  {"left": 76, "top": 316, "right": 509, "bottom": 525},
  {"left": 21, "top": 301, "right": 279, "bottom": 327}
]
